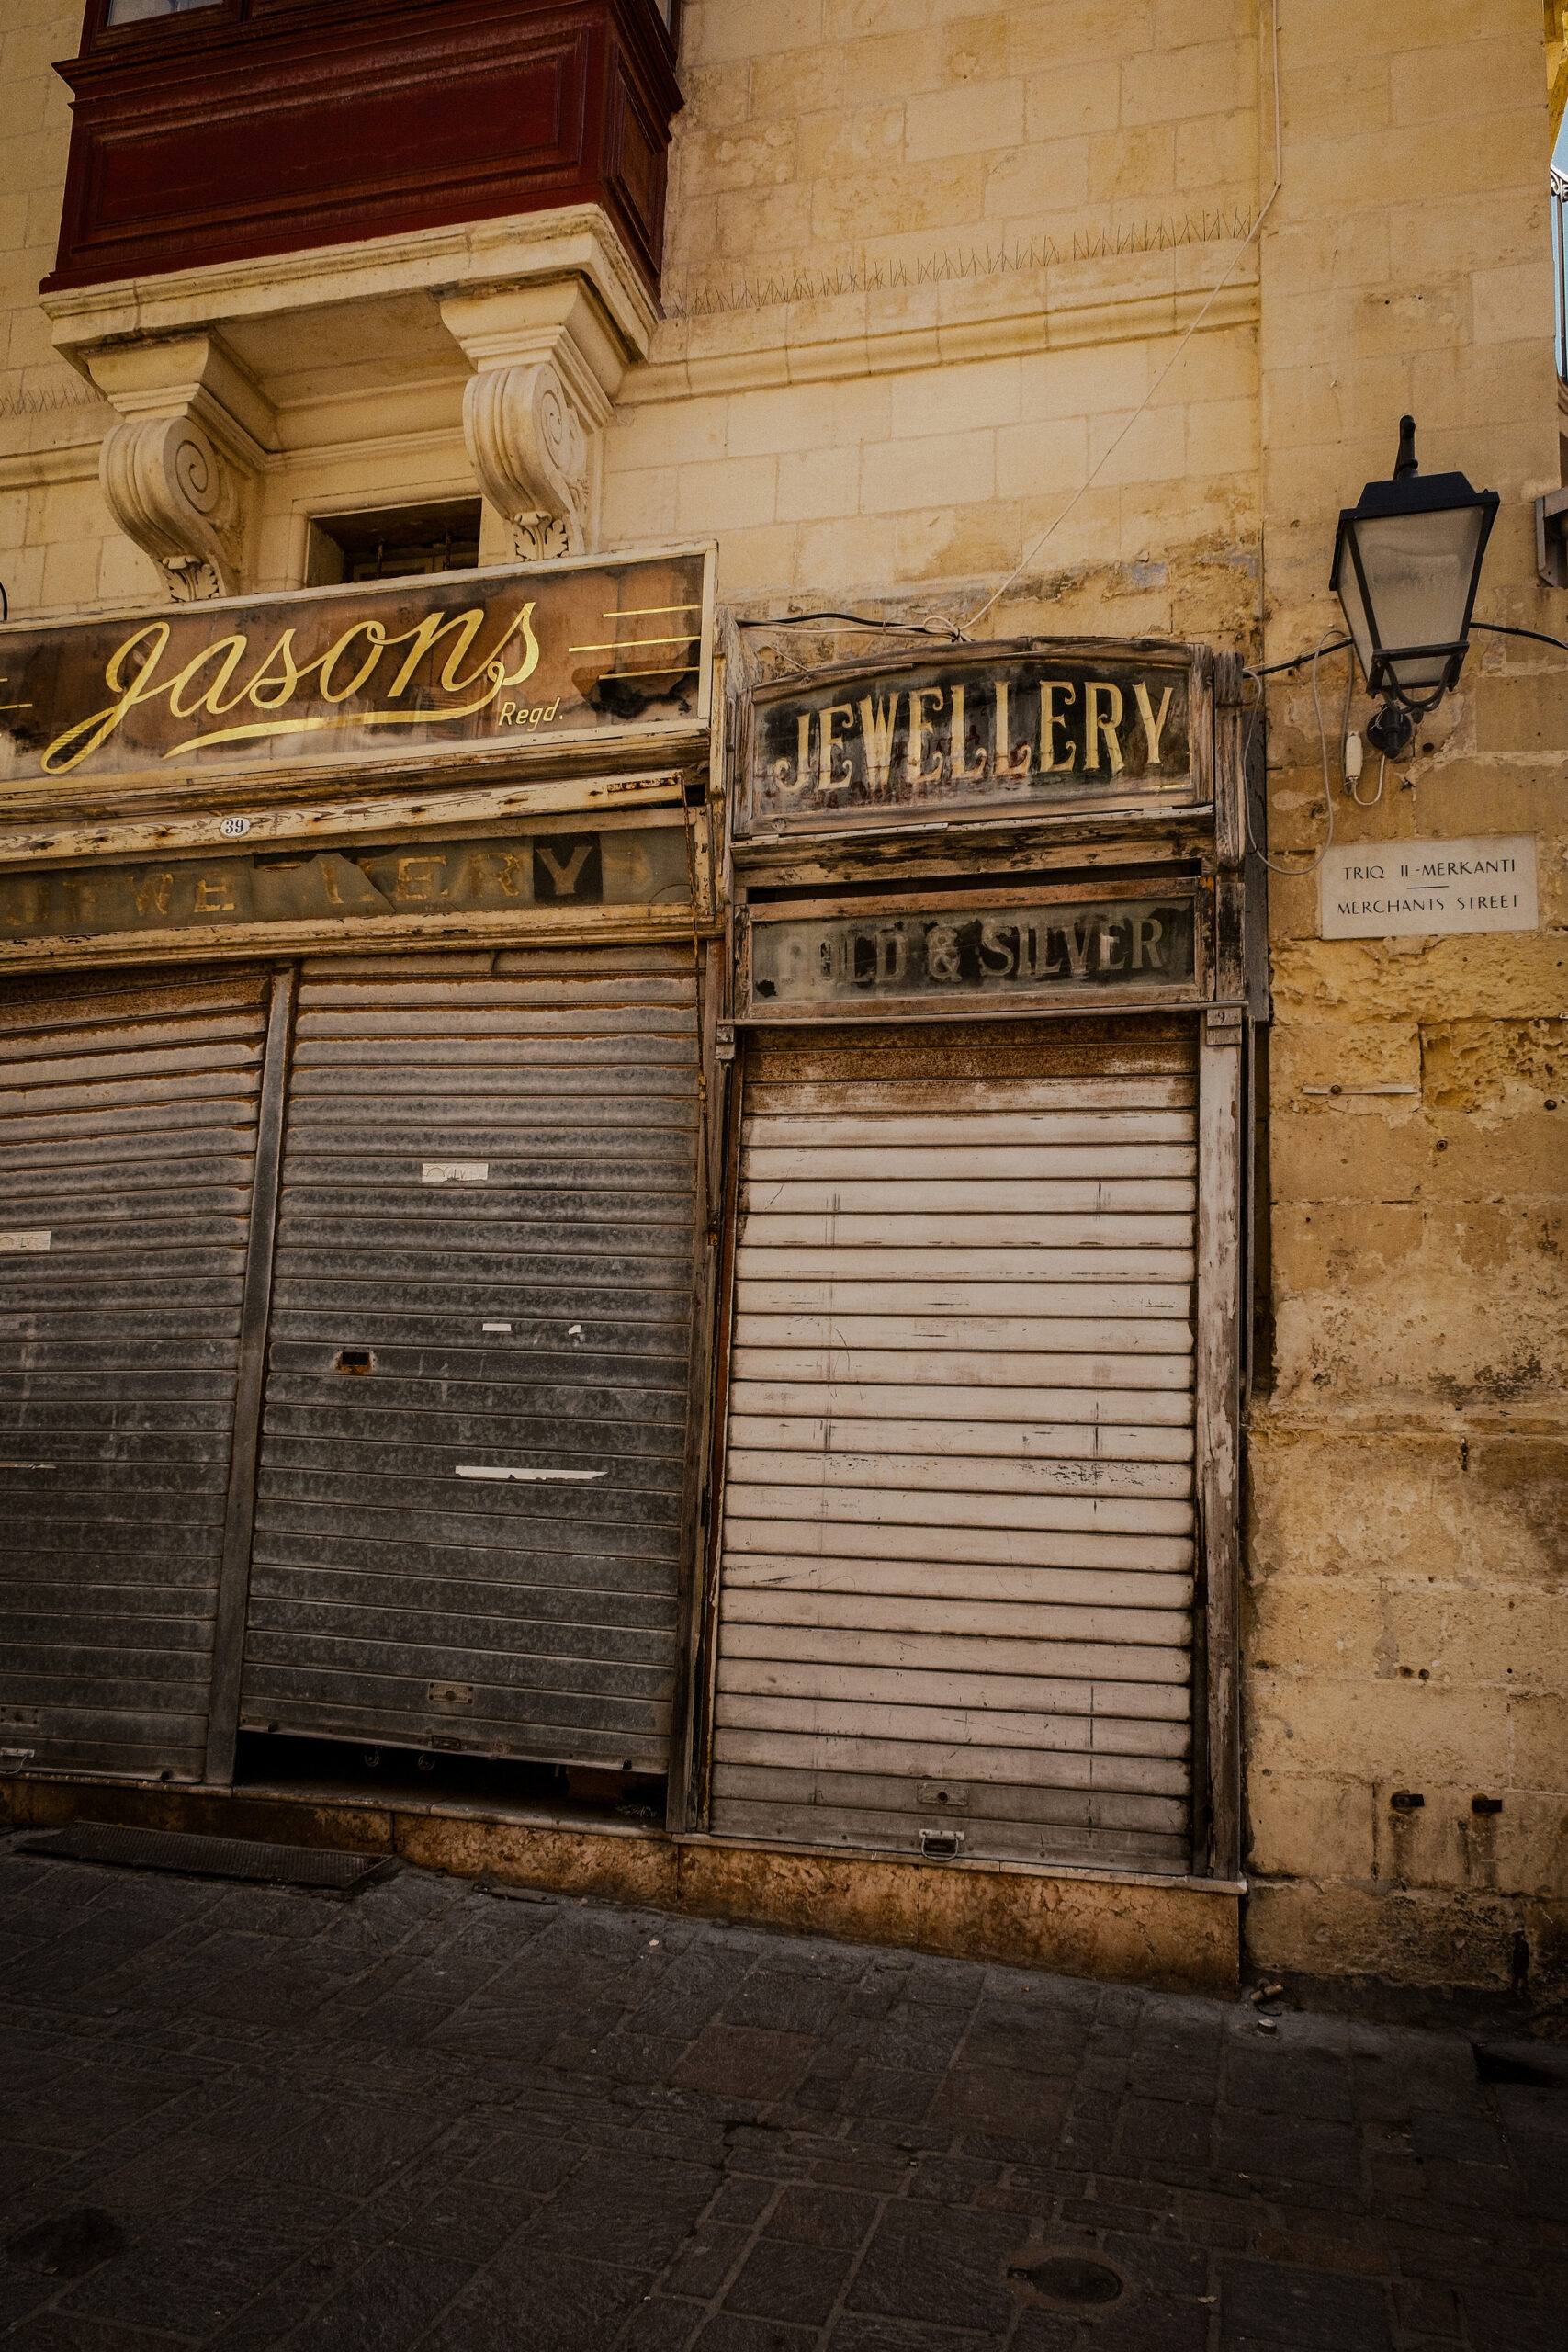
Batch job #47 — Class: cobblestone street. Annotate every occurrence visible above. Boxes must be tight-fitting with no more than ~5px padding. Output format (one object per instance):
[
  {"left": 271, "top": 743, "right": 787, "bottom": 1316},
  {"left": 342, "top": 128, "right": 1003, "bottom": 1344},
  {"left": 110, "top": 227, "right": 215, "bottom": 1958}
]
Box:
[{"left": 0, "top": 1844, "right": 1563, "bottom": 2352}]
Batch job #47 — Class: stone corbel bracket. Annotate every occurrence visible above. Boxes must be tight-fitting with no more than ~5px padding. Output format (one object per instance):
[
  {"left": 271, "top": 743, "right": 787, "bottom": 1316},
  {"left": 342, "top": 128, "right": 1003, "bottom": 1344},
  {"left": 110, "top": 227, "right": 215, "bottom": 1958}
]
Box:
[
  {"left": 85, "top": 333, "right": 276, "bottom": 600},
  {"left": 462, "top": 358, "right": 604, "bottom": 560},
  {"left": 441, "top": 277, "right": 637, "bottom": 561}
]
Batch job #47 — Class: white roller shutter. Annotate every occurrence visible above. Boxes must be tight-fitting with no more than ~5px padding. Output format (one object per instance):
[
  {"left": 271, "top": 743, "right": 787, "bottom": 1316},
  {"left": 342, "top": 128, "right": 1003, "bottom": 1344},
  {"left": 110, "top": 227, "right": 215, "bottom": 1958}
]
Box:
[{"left": 709, "top": 1018, "right": 1197, "bottom": 1871}]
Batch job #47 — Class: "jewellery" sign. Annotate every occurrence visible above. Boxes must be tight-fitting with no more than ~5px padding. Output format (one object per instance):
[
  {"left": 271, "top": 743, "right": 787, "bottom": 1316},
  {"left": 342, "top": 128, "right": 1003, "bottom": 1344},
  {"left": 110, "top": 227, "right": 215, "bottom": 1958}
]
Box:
[{"left": 742, "top": 643, "right": 1199, "bottom": 833}]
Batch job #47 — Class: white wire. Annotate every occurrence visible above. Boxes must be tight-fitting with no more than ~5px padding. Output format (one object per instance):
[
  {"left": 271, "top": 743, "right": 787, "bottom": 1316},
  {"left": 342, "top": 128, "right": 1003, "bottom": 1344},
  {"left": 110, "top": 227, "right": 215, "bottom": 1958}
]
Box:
[
  {"left": 1242, "top": 630, "right": 1344, "bottom": 876},
  {"left": 1347, "top": 752, "right": 1385, "bottom": 808},
  {"left": 956, "top": 1, "right": 1285, "bottom": 639}
]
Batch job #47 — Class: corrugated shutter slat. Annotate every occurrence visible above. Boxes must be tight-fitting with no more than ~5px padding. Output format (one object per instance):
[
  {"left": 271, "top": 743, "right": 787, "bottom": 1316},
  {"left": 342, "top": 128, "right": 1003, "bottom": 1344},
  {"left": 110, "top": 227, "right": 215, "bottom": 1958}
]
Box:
[
  {"left": 0, "top": 966, "right": 271, "bottom": 1781},
  {"left": 709, "top": 1018, "right": 1197, "bottom": 1872},
  {"left": 240, "top": 947, "right": 700, "bottom": 1771}
]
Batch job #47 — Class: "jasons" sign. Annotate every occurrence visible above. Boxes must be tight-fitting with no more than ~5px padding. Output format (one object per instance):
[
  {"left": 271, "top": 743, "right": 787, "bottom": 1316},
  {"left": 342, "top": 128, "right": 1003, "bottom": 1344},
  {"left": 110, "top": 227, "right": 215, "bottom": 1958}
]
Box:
[
  {"left": 0, "top": 548, "right": 712, "bottom": 796},
  {"left": 742, "top": 644, "right": 1198, "bottom": 833}
]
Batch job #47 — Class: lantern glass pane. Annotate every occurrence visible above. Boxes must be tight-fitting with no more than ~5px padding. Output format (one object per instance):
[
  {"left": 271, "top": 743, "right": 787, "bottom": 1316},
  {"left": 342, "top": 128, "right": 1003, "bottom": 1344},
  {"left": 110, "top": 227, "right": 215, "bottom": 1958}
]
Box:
[
  {"left": 1334, "top": 537, "right": 1374, "bottom": 683},
  {"left": 1347, "top": 505, "right": 1488, "bottom": 690}
]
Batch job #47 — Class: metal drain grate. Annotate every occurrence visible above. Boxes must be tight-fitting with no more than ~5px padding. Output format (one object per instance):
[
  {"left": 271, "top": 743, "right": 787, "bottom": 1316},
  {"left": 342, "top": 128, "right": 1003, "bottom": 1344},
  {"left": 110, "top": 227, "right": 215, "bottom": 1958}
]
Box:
[{"left": 17, "top": 1822, "right": 396, "bottom": 1895}]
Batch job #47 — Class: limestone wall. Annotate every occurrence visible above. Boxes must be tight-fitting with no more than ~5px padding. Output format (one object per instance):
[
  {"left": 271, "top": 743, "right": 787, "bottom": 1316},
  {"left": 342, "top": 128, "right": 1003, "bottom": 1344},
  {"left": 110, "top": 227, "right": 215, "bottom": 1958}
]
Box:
[
  {"left": 605, "top": 0, "right": 1264, "bottom": 641},
  {"left": 1247, "top": 0, "right": 1568, "bottom": 1992},
  {"left": 0, "top": 0, "right": 130, "bottom": 615}
]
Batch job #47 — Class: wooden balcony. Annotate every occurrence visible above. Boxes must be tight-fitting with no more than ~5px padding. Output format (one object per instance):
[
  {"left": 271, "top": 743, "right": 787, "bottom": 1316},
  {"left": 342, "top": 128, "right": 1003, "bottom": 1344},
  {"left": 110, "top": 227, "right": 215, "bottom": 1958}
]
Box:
[{"left": 46, "top": 0, "right": 682, "bottom": 300}]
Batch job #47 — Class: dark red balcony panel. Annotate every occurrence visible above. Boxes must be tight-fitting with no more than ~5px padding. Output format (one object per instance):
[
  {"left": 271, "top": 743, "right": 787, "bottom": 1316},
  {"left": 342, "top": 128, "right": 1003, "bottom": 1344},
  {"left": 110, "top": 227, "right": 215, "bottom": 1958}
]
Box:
[{"left": 46, "top": 0, "right": 682, "bottom": 298}]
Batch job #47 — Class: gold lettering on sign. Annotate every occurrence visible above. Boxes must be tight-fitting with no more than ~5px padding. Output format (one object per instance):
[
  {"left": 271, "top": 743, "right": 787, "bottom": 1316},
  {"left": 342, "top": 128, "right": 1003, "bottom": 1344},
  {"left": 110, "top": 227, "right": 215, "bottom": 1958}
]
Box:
[
  {"left": 1084, "top": 682, "right": 1124, "bottom": 773},
  {"left": 994, "top": 683, "right": 1031, "bottom": 780},
  {"left": 131, "top": 871, "right": 173, "bottom": 917},
  {"left": 40, "top": 599, "right": 543, "bottom": 775},
  {"left": 927, "top": 923, "right": 962, "bottom": 982},
  {"left": 1134, "top": 681, "right": 1174, "bottom": 767},
  {"left": 193, "top": 876, "right": 235, "bottom": 912},
  {"left": 978, "top": 919, "right": 1015, "bottom": 976},
  {"left": 872, "top": 929, "right": 908, "bottom": 985},
  {"left": 1132, "top": 913, "right": 1166, "bottom": 967},
  {"left": 819, "top": 704, "right": 855, "bottom": 794},
  {"left": 394, "top": 857, "right": 446, "bottom": 902},
  {"left": 167, "top": 635, "right": 249, "bottom": 720},
  {"left": 773, "top": 711, "right": 813, "bottom": 798},
  {"left": 535, "top": 843, "right": 593, "bottom": 897},
  {"left": 469, "top": 851, "right": 525, "bottom": 899},
  {"left": 1040, "top": 682, "right": 1077, "bottom": 771},
  {"left": 319, "top": 623, "right": 388, "bottom": 705},
  {"left": 906, "top": 687, "right": 944, "bottom": 786},
  {"left": 858, "top": 695, "right": 897, "bottom": 797},
  {"left": 247, "top": 631, "right": 302, "bottom": 709},
  {"left": 383, "top": 608, "right": 488, "bottom": 699},
  {"left": 949, "top": 684, "right": 987, "bottom": 782}
]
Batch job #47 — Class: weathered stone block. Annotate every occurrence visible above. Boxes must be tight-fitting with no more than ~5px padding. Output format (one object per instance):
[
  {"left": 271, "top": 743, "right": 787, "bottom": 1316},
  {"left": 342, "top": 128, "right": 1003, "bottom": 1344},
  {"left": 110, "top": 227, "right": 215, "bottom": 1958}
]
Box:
[{"left": 1246, "top": 1771, "right": 1376, "bottom": 1881}]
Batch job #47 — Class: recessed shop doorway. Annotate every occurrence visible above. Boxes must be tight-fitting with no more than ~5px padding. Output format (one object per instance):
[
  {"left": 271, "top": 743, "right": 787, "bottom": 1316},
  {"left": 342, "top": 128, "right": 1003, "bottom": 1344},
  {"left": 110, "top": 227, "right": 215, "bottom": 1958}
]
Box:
[
  {"left": 702, "top": 1012, "right": 1240, "bottom": 1877},
  {"left": 0, "top": 944, "right": 705, "bottom": 1792}
]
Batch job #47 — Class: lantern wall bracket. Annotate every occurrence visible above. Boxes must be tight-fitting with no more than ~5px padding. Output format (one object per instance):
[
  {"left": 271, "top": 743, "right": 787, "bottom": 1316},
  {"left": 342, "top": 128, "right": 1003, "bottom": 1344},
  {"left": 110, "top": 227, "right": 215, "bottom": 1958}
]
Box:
[{"left": 1535, "top": 488, "right": 1568, "bottom": 589}]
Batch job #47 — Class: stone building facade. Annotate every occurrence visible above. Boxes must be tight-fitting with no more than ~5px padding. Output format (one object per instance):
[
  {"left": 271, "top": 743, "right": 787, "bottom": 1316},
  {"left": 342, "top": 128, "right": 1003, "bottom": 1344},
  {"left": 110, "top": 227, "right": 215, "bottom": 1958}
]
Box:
[{"left": 0, "top": 0, "right": 1562, "bottom": 1999}]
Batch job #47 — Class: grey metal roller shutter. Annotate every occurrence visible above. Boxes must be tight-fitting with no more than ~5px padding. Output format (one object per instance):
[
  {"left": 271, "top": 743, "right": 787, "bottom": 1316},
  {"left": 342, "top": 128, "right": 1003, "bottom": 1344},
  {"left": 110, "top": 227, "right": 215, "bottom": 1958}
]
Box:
[
  {"left": 240, "top": 945, "right": 701, "bottom": 1770},
  {"left": 709, "top": 1017, "right": 1198, "bottom": 1872},
  {"left": 0, "top": 964, "right": 272, "bottom": 1781}
]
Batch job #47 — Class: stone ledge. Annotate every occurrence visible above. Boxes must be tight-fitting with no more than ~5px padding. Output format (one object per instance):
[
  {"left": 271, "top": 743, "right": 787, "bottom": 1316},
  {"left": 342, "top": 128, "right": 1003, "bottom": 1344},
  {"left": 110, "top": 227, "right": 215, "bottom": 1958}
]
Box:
[
  {"left": 40, "top": 207, "right": 657, "bottom": 378},
  {"left": 629, "top": 266, "right": 1260, "bottom": 405},
  {"left": 0, "top": 1773, "right": 1239, "bottom": 1999}
]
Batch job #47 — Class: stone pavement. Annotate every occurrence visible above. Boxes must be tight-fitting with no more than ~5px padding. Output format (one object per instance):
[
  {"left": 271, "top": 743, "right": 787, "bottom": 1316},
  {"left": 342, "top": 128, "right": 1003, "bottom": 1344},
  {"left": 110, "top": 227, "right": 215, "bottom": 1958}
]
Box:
[{"left": 0, "top": 1840, "right": 1563, "bottom": 2352}]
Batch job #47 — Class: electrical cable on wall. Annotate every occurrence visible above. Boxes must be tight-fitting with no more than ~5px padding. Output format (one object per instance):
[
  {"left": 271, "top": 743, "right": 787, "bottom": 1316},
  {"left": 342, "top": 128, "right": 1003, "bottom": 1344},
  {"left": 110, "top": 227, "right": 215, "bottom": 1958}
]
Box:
[{"left": 1242, "top": 630, "right": 1347, "bottom": 878}]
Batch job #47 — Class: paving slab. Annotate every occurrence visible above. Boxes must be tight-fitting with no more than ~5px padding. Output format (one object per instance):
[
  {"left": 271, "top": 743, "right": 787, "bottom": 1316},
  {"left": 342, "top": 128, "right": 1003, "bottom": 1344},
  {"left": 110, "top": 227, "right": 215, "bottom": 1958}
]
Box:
[{"left": 0, "top": 1842, "right": 1563, "bottom": 2351}]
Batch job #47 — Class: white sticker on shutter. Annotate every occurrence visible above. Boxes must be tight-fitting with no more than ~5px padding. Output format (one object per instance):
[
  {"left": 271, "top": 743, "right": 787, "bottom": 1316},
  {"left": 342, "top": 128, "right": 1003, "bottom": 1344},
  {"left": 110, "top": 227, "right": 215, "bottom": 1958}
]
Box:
[
  {"left": 422, "top": 1161, "right": 488, "bottom": 1184},
  {"left": 0, "top": 1230, "right": 50, "bottom": 1252},
  {"left": 455, "top": 1464, "right": 607, "bottom": 1483}
]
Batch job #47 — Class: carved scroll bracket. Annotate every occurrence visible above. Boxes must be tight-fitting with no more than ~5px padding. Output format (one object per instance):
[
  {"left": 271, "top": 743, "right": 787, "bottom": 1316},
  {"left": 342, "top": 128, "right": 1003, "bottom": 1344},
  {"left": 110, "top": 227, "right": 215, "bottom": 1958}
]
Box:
[
  {"left": 440, "top": 279, "right": 630, "bottom": 562},
  {"left": 85, "top": 333, "right": 276, "bottom": 601}
]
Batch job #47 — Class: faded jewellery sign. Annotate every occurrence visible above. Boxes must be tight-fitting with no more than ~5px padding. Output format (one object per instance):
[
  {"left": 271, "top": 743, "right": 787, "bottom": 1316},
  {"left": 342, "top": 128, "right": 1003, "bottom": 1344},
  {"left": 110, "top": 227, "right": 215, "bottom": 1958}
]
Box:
[
  {"left": 750, "top": 895, "right": 1199, "bottom": 1011},
  {"left": 0, "top": 548, "right": 712, "bottom": 792},
  {"left": 0, "top": 825, "right": 689, "bottom": 946},
  {"left": 1319, "top": 836, "right": 1539, "bottom": 939},
  {"left": 743, "top": 645, "right": 1197, "bottom": 834}
]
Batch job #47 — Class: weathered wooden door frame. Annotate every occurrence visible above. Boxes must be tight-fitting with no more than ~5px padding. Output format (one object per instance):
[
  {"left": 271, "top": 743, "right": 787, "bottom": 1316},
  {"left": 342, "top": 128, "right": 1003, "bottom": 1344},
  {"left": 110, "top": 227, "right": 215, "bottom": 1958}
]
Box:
[
  {"left": 204, "top": 962, "right": 297, "bottom": 1785},
  {"left": 682, "top": 997, "right": 1247, "bottom": 1882},
  {"left": 1194, "top": 1006, "right": 1244, "bottom": 1881}
]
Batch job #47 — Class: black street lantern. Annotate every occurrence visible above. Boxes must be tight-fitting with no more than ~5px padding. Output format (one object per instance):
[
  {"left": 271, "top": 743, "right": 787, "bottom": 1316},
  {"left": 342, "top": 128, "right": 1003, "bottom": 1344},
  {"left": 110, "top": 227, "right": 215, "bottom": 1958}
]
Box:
[{"left": 1331, "top": 415, "right": 1499, "bottom": 756}]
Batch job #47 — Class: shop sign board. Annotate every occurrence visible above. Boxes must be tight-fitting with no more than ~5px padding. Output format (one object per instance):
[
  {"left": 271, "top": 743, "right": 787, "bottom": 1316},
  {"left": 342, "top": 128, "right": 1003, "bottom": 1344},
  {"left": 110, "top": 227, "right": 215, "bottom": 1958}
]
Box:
[
  {"left": 747, "top": 888, "right": 1201, "bottom": 1015},
  {"left": 740, "top": 641, "right": 1204, "bottom": 836},
  {"left": 1319, "top": 836, "right": 1538, "bottom": 938},
  {"left": 0, "top": 822, "right": 690, "bottom": 951},
  {"left": 0, "top": 546, "right": 714, "bottom": 798}
]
